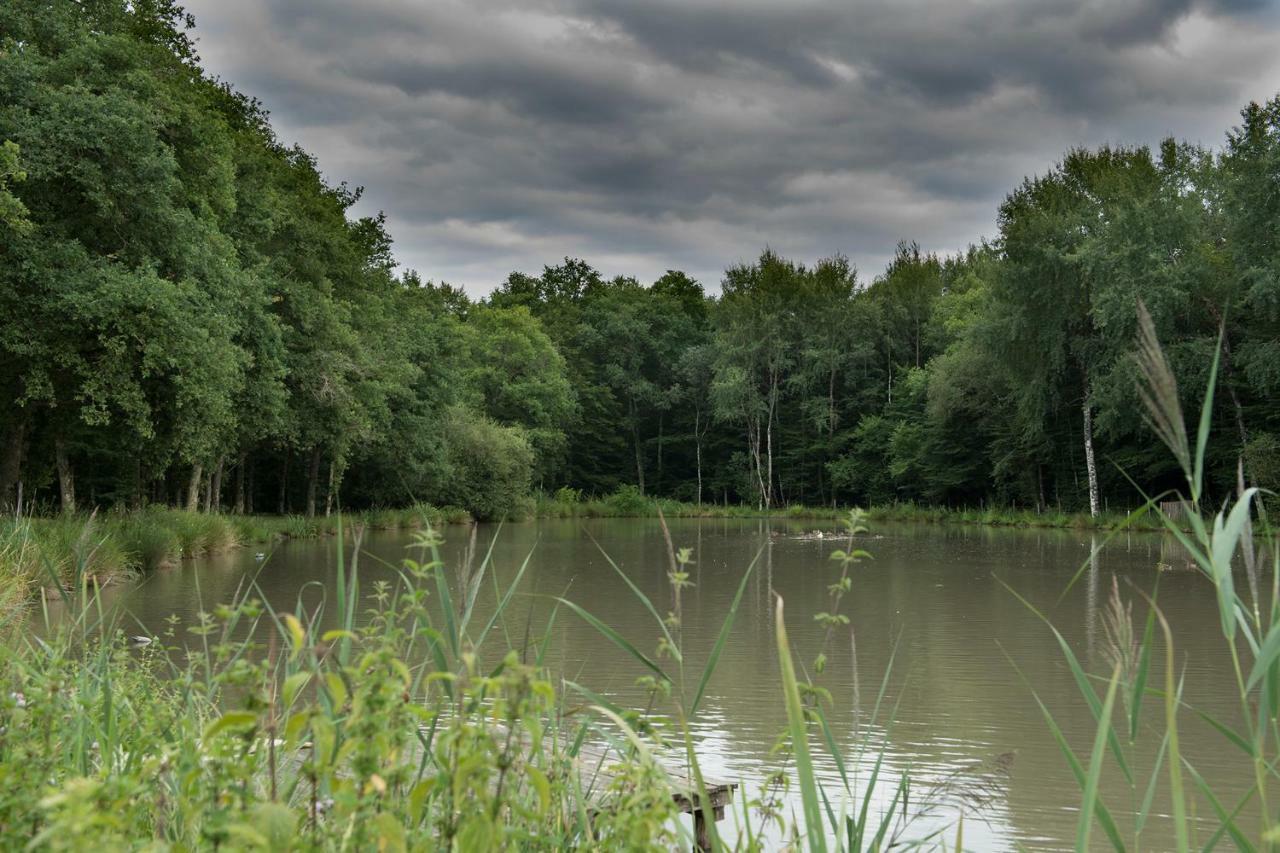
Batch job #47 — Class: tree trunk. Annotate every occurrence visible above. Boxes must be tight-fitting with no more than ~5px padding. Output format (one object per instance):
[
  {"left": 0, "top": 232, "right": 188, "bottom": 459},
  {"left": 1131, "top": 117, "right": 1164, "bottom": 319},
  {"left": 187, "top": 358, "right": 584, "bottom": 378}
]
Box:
[
  {"left": 209, "top": 456, "right": 224, "bottom": 513},
  {"left": 324, "top": 460, "right": 335, "bottom": 517},
  {"left": 748, "top": 416, "right": 766, "bottom": 510},
  {"left": 633, "top": 428, "right": 645, "bottom": 495},
  {"left": 306, "top": 446, "right": 321, "bottom": 518},
  {"left": 1220, "top": 327, "right": 1251, "bottom": 460},
  {"left": 694, "top": 409, "right": 703, "bottom": 506},
  {"left": 765, "top": 380, "right": 777, "bottom": 509},
  {"left": 234, "top": 452, "right": 247, "bottom": 514},
  {"left": 1082, "top": 388, "right": 1100, "bottom": 519},
  {"left": 0, "top": 415, "right": 26, "bottom": 512},
  {"left": 55, "top": 436, "right": 76, "bottom": 514},
  {"left": 655, "top": 414, "right": 664, "bottom": 494},
  {"left": 828, "top": 366, "right": 838, "bottom": 437},
  {"left": 278, "top": 453, "right": 290, "bottom": 515},
  {"left": 186, "top": 464, "right": 203, "bottom": 512},
  {"left": 629, "top": 399, "right": 645, "bottom": 494},
  {"left": 246, "top": 461, "right": 255, "bottom": 515}
]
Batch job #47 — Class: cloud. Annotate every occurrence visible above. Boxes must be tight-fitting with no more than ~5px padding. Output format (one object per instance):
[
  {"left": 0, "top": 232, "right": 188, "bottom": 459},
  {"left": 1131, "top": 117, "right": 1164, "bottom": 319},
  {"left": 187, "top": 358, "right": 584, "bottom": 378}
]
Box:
[{"left": 184, "top": 0, "right": 1280, "bottom": 293}]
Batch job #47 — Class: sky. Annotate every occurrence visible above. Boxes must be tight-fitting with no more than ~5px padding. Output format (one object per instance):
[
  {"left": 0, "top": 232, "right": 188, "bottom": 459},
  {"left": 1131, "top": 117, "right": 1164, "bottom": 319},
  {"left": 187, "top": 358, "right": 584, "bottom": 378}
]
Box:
[{"left": 183, "top": 0, "right": 1280, "bottom": 295}]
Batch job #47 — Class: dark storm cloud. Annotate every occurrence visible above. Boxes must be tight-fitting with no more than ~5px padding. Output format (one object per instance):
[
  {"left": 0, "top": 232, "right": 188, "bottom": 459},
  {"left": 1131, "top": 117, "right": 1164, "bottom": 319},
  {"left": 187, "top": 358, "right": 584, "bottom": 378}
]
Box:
[{"left": 184, "top": 0, "right": 1280, "bottom": 292}]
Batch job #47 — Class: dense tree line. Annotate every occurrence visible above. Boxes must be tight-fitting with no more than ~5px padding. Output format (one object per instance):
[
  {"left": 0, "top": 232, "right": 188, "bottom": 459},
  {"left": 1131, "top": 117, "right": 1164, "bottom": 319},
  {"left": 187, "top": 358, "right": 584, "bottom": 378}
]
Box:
[{"left": 2, "top": 2, "right": 1278, "bottom": 519}]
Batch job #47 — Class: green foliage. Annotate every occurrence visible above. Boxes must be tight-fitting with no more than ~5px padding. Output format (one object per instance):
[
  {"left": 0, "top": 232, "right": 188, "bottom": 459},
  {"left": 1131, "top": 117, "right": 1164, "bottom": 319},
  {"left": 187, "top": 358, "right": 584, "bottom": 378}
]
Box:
[
  {"left": 2, "top": 0, "right": 1280, "bottom": 576},
  {"left": 604, "top": 484, "right": 651, "bottom": 515},
  {"left": 437, "top": 407, "right": 534, "bottom": 521}
]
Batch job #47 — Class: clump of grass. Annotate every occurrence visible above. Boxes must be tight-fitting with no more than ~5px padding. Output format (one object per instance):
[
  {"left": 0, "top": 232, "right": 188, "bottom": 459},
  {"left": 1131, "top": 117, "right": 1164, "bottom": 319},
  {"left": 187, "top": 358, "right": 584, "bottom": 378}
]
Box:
[
  {"left": 166, "top": 511, "right": 238, "bottom": 556},
  {"left": 0, "top": 515, "right": 137, "bottom": 597},
  {"left": 116, "top": 517, "right": 181, "bottom": 571},
  {"left": 230, "top": 515, "right": 277, "bottom": 544}
]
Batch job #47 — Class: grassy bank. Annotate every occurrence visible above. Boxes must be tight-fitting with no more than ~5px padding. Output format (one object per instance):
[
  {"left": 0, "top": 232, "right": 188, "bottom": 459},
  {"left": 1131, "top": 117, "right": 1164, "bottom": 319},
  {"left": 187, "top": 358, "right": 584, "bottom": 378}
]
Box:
[
  {"left": 533, "top": 486, "right": 1166, "bottom": 531},
  {"left": 0, "top": 504, "right": 474, "bottom": 606}
]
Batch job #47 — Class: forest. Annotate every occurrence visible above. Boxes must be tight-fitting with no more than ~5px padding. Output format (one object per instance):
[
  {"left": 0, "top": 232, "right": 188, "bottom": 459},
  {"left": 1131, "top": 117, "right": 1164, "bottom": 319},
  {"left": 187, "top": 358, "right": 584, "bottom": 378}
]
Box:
[{"left": 3, "top": 0, "right": 1280, "bottom": 522}]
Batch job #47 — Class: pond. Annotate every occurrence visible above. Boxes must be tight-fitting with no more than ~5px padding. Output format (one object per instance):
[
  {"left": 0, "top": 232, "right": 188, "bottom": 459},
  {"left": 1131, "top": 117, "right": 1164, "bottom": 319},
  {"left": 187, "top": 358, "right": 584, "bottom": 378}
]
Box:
[{"left": 93, "top": 517, "right": 1246, "bottom": 850}]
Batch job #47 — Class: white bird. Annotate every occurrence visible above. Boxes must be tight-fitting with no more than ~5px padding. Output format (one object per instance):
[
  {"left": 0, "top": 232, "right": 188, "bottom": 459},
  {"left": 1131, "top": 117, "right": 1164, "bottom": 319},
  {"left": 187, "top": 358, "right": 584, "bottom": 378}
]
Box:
[
  {"left": 131, "top": 635, "right": 155, "bottom": 647},
  {"left": 254, "top": 553, "right": 266, "bottom": 560}
]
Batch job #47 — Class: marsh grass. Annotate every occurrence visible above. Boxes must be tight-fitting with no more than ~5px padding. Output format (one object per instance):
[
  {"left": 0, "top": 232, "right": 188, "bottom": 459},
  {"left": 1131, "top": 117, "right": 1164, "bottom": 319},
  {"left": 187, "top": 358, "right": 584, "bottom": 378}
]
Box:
[
  {"left": 0, "top": 504, "right": 473, "bottom": 620},
  {"left": 532, "top": 486, "right": 1173, "bottom": 531}
]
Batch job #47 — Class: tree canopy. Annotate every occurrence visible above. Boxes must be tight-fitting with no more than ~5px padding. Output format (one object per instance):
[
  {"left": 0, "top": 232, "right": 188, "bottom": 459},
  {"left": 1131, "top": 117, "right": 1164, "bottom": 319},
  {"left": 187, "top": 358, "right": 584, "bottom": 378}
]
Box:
[{"left": 3, "top": 0, "right": 1279, "bottom": 518}]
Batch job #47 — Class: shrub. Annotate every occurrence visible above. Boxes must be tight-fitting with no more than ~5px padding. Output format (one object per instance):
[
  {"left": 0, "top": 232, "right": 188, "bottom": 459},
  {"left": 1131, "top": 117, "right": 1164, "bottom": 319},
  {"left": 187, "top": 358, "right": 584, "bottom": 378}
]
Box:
[
  {"left": 553, "top": 486, "right": 582, "bottom": 505},
  {"left": 437, "top": 407, "right": 534, "bottom": 521},
  {"left": 604, "top": 484, "right": 650, "bottom": 516}
]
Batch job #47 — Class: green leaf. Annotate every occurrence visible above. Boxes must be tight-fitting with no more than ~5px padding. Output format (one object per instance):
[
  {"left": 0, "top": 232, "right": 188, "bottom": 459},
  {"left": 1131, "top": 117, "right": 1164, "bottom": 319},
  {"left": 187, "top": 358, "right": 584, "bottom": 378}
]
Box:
[
  {"left": 282, "top": 672, "right": 310, "bottom": 708},
  {"left": 1191, "top": 330, "right": 1222, "bottom": 503},
  {"left": 1077, "top": 665, "right": 1121, "bottom": 852},
  {"left": 555, "top": 597, "right": 669, "bottom": 684},
  {"left": 775, "top": 595, "right": 827, "bottom": 853},
  {"left": 587, "top": 534, "right": 681, "bottom": 664},
  {"left": 690, "top": 549, "right": 759, "bottom": 716},
  {"left": 204, "top": 711, "right": 258, "bottom": 740}
]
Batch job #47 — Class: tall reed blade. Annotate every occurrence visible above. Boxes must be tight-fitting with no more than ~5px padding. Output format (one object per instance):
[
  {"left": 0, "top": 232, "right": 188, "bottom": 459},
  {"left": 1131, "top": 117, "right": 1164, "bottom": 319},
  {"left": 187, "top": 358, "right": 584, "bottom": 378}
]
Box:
[{"left": 775, "top": 594, "right": 827, "bottom": 853}]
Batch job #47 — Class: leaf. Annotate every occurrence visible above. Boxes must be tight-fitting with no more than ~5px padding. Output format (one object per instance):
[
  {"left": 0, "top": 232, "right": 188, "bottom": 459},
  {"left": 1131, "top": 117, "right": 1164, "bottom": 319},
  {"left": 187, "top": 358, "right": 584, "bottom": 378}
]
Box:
[
  {"left": 587, "top": 534, "right": 681, "bottom": 664},
  {"left": 1076, "top": 665, "right": 1121, "bottom": 852},
  {"left": 776, "top": 595, "right": 827, "bottom": 853},
  {"left": 247, "top": 802, "right": 297, "bottom": 850},
  {"left": 690, "top": 549, "right": 759, "bottom": 716},
  {"left": 282, "top": 672, "right": 311, "bottom": 708},
  {"left": 204, "top": 711, "right": 258, "bottom": 740},
  {"left": 324, "top": 673, "right": 348, "bottom": 709},
  {"left": 526, "top": 765, "right": 551, "bottom": 812},
  {"left": 555, "top": 597, "right": 669, "bottom": 684},
  {"left": 311, "top": 715, "right": 336, "bottom": 767}
]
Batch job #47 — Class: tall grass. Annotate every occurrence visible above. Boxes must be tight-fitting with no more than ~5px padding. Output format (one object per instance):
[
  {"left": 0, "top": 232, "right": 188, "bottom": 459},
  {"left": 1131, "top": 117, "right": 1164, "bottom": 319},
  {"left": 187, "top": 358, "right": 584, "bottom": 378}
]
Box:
[
  {"left": 1005, "top": 302, "right": 1279, "bottom": 850},
  {"left": 533, "top": 485, "right": 1175, "bottom": 531},
  {"left": 0, "top": 504, "right": 475, "bottom": 617}
]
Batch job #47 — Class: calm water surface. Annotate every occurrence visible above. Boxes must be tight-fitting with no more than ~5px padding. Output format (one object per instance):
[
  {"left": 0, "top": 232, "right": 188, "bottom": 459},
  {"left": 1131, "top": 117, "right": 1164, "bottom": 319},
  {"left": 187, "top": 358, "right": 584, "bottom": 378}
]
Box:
[{"left": 97, "top": 518, "right": 1249, "bottom": 850}]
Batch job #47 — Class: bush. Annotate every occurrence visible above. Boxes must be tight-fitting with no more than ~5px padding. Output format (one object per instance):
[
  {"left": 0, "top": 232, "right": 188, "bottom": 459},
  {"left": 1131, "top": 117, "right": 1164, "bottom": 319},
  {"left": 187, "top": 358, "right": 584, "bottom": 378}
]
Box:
[
  {"left": 604, "top": 484, "right": 650, "bottom": 515},
  {"left": 437, "top": 407, "right": 534, "bottom": 521},
  {"left": 553, "top": 486, "right": 582, "bottom": 505}
]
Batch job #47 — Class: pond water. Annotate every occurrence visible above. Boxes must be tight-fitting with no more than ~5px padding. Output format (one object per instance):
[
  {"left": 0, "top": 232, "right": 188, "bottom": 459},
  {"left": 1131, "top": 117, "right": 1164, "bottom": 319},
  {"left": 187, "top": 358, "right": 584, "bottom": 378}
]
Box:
[{"left": 96, "top": 517, "right": 1248, "bottom": 850}]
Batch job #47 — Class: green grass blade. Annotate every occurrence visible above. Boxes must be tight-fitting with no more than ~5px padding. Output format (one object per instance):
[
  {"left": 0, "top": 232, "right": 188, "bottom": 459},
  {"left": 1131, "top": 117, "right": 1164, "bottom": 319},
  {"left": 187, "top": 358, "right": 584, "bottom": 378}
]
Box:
[
  {"left": 1076, "top": 665, "right": 1121, "bottom": 852},
  {"left": 1136, "top": 589, "right": 1190, "bottom": 852},
  {"left": 458, "top": 522, "right": 502, "bottom": 637},
  {"left": 1185, "top": 759, "right": 1255, "bottom": 853},
  {"left": 586, "top": 531, "right": 681, "bottom": 664},
  {"left": 474, "top": 544, "right": 535, "bottom": 650},
  {"left": 555, "top": 597, "right": 669, "bottom": 684},
  {"left": 1000, "top": 578, "right": 1134, "bottom": 786},
  {"left": 1192, "top": 330, "right": 1222, "bottom": 504},
  {"left": 1134, "top": 731, "right": 1168, "bottom": 840},
  {"left": 1001, "top": 645, "right": 1127, "bottom": 852},
  {"left": 689, "top": 548, "right": 760, "bottom": 716},
  {"left": 1130, "top": 586, "right": 1158, "bottom": 741},
  {"left": 776, "top": 595, "right": 827, "bottom": 853}
]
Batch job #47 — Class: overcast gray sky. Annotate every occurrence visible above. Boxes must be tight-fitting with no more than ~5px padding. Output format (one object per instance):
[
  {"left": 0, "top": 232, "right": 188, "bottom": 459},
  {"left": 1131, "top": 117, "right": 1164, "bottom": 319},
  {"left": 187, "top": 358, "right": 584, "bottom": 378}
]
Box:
[{"left": 184, "top": 0, "right": 1280, "bottom": 294}]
